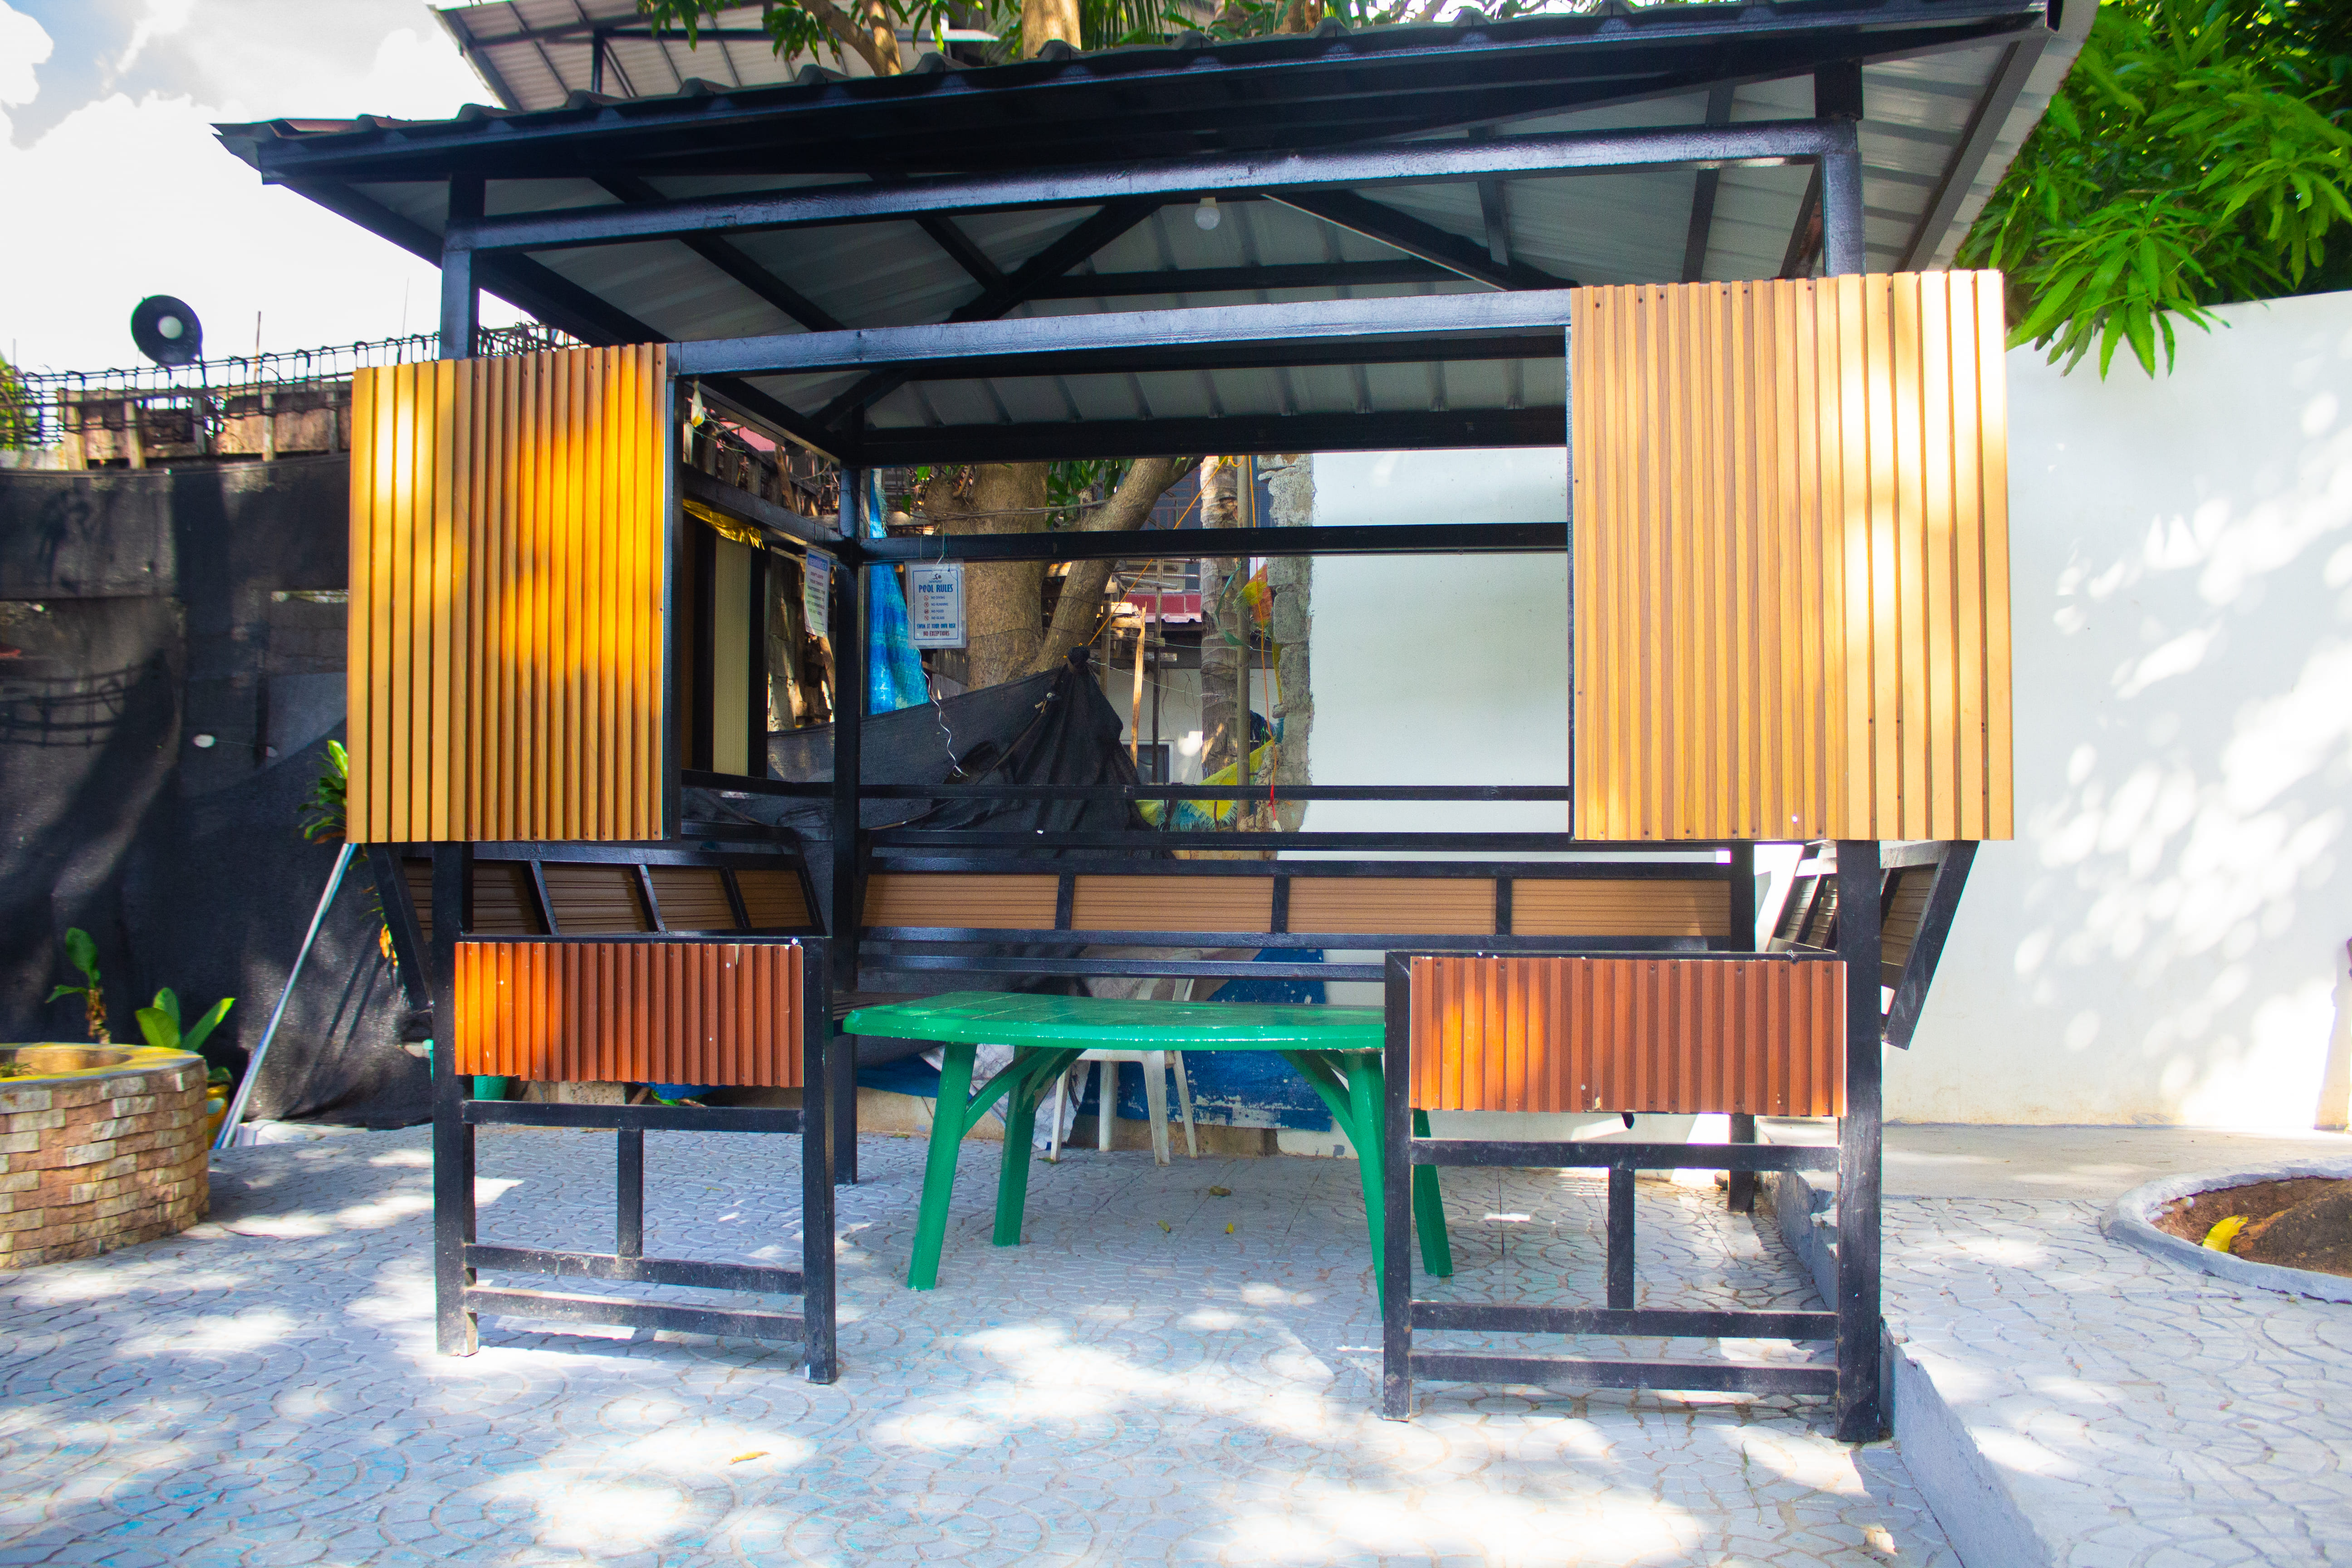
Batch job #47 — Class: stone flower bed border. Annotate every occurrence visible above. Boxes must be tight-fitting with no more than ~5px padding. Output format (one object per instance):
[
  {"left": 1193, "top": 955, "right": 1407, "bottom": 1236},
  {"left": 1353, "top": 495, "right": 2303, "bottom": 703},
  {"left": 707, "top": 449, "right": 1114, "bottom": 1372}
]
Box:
[
  {"left": 2102, "top": 1157, "right": 2352, "bottom": 1304},
  {"left": 1, "top": 1047, "right": 210, "bottom": 1269}
]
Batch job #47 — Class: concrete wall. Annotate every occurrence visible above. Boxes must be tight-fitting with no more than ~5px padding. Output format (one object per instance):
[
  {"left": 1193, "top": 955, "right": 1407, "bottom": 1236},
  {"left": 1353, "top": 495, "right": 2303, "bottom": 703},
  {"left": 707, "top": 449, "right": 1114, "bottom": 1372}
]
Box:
[{"left": 1302, "top": 289, "right": 2352, "bottom": 1130}]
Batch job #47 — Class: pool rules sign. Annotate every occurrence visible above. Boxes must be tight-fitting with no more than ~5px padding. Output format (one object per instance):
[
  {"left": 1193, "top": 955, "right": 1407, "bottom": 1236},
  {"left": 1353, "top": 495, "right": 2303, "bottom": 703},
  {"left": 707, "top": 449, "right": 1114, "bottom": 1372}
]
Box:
[{"left": 906, "top": 562, "right": 966, "bottom": 649}]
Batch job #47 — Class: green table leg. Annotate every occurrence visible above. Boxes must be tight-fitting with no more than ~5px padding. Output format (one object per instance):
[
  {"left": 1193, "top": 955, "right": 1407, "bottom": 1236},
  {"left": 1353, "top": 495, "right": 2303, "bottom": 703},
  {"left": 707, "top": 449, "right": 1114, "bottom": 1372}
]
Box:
[
  {"left": 991, "top": 1049, "right": 1079, "bottom": 1247},
  {"left": 908, "top": 1042, "right": 976, "bottom": 1290},
  {"left": 1411, "top": 1108, "right": 1453, "bottom": 1278},
  {"left": 1343, "top": 1057, "right": 1388, "bottom": 1295}
]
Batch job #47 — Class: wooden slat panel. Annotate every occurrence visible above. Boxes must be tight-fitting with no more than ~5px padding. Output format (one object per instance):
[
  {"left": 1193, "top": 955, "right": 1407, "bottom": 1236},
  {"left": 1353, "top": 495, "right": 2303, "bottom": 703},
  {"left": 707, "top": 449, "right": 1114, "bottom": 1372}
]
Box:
[
  {"left": 404, "top": 858, "right": 434, "bottom": 944},
  {"left": 1288, "top": 878, "right": 1494, "bottom": 936},
  {"left": 345, "top": 345, "right": 668, "bottom": 842},
  {"left": 1071, "top": 876, "right": 1273, "bottom": 933},
  {"left": 541, "top": 862, "right": 652, "bottom": 934},
  {"left": 453, "top": 940, "right": 803, "bottom": 1088},
  {"left": 470, "top": 862, "right": 544, "bottom": 936},
  {"left": 647, "top": 865, "right": 740, "bottom": 932},
  {"left": 1510, "top": 879, "right": 1730, "bottom": 938},
  {"left": 735, "top": 868, "right": 812, "bottom": 930},
  {"left": 1879, "top": 867, "right": 1932, "bottom": 985},
  {"left": 1569, "top": 274, "right": 2012, "bottom": 841},
  {"left": 863, "top": 872, "right": 1059, "bottom": 929},
  {"left": 1407, "top": 955, "right": 1845, "bottom": 1117}
]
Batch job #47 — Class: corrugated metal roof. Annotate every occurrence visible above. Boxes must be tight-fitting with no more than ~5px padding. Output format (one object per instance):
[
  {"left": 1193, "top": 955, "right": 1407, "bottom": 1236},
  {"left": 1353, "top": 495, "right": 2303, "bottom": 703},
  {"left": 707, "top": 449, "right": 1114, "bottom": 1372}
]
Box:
[{"left": 217, "top": 0, "right": 2086, "bottom": 460}]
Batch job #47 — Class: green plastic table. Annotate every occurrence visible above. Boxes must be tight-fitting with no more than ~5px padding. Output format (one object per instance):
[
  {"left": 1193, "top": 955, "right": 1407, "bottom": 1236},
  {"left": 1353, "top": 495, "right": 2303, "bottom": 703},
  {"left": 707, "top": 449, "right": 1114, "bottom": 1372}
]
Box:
[{"left": 839, "top": 991, "right": 1455, "bottom": 1292}]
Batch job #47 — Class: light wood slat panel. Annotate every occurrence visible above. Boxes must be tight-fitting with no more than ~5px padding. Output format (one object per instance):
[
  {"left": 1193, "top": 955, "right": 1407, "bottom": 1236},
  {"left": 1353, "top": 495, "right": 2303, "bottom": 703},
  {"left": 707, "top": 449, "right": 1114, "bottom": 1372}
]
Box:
[
  {"left": 1569, "top": 274, "right": 2012, "bottom": 841},
  {"left": 453, "top": 940, "right": 803, "bottom": 1087},
  {"left": 647, "top": 866, "right": 739, "bottom": 932},
  {"left": 1072, "top": 877, "right": 1273, "bottom": 933},
  {"left": 1510, "top": 880, "right": 1730, "bottom": 938},
  {"left": 736, "top": 869, "right": 813, "bottom": 930},
  {"left": 344, "top": 345, "right": 668, "bottom": 842},
  {"left": 1406, "top": 955, "right": 1845, "bottom": 1117},
  {"left": 863, "top": 873, "right": 1059, "bottom": 929},
  {"left": 1288, "top": 879, "right": 1494, "bottom": 936},
  {"left": 541, "top": 863, "right": 652, "bottom": 934}
]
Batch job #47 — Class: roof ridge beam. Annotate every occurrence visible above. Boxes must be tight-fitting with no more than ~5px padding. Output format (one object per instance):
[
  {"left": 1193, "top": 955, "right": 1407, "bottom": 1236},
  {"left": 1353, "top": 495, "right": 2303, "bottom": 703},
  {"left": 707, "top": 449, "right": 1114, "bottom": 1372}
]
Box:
[{"left": 446, "top": 119, "right": 1852, "bottom": 255}]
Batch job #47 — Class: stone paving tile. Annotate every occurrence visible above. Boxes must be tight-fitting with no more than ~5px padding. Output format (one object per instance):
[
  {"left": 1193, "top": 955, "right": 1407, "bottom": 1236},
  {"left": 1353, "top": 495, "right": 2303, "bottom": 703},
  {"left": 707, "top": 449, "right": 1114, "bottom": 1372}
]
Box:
[
  {"left": 1882, "top": 1198, "right": 2352, "bottom": 1568},
  {"left": 0, "top": 1129, "right": 1955, "bottom": 1566}
]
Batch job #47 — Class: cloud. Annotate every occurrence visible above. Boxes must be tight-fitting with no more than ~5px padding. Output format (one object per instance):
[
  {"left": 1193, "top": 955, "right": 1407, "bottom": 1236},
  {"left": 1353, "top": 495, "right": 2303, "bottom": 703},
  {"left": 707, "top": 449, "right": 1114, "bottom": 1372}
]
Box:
[
  {"left": 0, "top": 0, "right": 524, "bottom": 372},
  {"left": 0, "top": 2, "right": 51, "bottom": 107}
]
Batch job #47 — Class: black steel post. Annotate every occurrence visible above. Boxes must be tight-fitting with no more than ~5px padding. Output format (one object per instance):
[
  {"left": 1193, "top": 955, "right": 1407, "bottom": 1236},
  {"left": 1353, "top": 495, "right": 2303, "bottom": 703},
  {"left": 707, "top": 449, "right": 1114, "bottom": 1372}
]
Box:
[
  {"left": 1818, "top": 135, "right": 1866, "bottom": 278},
  {"left": 616, "top": 1129, "right": 645, "bottom": 1258},
  {"left": 429, "top": 843, "right": 476, "bottom": 1356},
  {"left": 1381, "top": 952, "right": 1413, "bottom": 1421},
  {"left": 1606, "top": 1164, "right": 1636, "bottom": 1309},
  {"left": 1834, "top": 839, "right": 1884, "bottom": 1441},
  {"left": 1727, "top": 840, "right": 1759, "bottom": 1212},
  {"left": 801, "top": 938, "right": 839, "bottom": 1382},
  {"left": 439, "top": 177, "right": 483, "bottom": 360},
  {"left": 829, "top": 475, "right": 865, "bottom": 999}
]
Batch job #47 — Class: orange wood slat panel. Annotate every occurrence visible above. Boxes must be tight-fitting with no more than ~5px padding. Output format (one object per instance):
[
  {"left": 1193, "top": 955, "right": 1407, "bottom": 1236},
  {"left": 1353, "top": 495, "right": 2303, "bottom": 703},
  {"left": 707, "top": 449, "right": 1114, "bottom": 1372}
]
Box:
[
  {"left": 735, "top": 868, "right": 813, "bottom": 930},
  {"left": 1071, "top": 876, "right": 1274, "bottom": 933},
  {"left": 1288, "top": 878, "right": 1495, "bottom": 936},
  {"left": 862, "top": 872, "right": 1059, "bottom": 929},
  {"left": 453, "top": 940, "right": 804, "bottom": 1088},
  {"left": 647, "top": 865, "right": 740, "bottom": 932},
  {"left": 1509, "top": 879, "right": 1731, "bottom": 938},
  {"left": 540, "top": 862, "right": 652, "bottom": 934},
  {"left": 1568, "top": 274, "right": 2013, "bottom": 842},
  {"left": 344, "top": 345, "right": 669, "bottom": 843},
  {"left": 1406, "top": 955, "right": 1846, "bottom": 1117}
]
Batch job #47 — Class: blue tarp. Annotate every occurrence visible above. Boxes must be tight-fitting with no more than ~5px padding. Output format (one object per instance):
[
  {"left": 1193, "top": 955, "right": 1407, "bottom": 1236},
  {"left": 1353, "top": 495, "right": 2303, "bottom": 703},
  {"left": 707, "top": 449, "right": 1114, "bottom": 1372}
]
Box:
[{"left": 863, "top": 473, "right": 931, "bottom": 715}]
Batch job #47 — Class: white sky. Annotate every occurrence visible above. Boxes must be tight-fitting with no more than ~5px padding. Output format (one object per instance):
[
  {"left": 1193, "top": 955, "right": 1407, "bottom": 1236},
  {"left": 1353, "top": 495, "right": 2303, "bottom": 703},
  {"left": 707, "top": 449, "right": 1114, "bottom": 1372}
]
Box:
[{"left": 0, "top": 0, "right": 529, "bottom": 374}]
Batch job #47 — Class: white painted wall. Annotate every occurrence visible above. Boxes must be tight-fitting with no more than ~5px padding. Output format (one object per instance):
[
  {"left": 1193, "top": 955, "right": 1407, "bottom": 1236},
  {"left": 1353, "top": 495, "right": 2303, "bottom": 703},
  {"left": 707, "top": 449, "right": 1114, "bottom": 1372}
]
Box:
[
  {"left": 1897, "top": 290, "right": 2352, "bottom": 1129},
  {"left": 1303, "top": 448, "right": 1573, "bottom": 836},
  {"left": 1302, "top": 289, "right": 2352, "bottom": 1130}
]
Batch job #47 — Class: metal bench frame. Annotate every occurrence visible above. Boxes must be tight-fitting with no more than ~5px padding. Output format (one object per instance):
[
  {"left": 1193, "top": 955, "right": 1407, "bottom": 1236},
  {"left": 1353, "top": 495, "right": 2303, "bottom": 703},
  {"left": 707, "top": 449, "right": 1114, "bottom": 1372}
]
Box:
[
  {"left": 419, "top": 848, "right": 843, "bottom": 1380},
  {"left": 1379, "top": 839, "right": 1894, "bottom": 1442}
]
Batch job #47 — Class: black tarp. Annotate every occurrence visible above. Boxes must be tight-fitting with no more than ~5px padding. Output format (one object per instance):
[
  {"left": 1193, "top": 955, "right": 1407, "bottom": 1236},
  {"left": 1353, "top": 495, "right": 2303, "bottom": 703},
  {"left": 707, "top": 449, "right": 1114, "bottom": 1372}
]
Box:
[
  {"left": 0, "top": 458, "right": 426, "bottom": 1128},
  {"left": 688, "top": 649, "right": 1151, "bottom": 937}
]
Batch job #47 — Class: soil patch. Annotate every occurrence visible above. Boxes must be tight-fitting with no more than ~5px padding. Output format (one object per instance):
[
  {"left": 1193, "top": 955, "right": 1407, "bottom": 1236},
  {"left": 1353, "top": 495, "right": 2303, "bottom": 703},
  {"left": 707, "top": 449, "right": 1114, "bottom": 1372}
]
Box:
[{"left": 2156, "top": 1177, "right": 2352, "bottom": 1279}]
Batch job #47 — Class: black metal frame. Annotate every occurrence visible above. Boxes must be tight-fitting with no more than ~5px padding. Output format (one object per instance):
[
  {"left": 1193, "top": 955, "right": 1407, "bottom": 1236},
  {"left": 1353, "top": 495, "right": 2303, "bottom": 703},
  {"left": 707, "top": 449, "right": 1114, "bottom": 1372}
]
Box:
[
  {"left": 427, "top": 900, "right": 842, "bottom": 1377},
  {"left": 364, "top": 10, "right": 2019, "bottom": 1430},
  {"left": 1771, "top": 839, "right": 1974, "bottom": 1050},
  {"left": 1381, "top": 839, "right": 1886, "bottom": 1441}
]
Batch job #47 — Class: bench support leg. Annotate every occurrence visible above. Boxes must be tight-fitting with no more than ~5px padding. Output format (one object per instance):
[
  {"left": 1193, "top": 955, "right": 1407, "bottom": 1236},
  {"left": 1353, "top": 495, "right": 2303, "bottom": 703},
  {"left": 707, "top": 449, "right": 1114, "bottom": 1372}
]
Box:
[
  {"left": 832, "top": 1042, "right": 858, "bottom": 1186},
  {"left": 1348, "top": 1056, "right": 1387, "bottom": 1298},
  {"left": 1727, "top": 1113, "right": 1758, "bottom": 1213},
  {"left": 616, "top": 1129, "right": 644, "bottom": 1258},
  {"left": 908, "top": 1042, "right": 975, "bottom": 1291},
  {"left": 430, "top": 843, "right": 478, "bottom": 1357}
]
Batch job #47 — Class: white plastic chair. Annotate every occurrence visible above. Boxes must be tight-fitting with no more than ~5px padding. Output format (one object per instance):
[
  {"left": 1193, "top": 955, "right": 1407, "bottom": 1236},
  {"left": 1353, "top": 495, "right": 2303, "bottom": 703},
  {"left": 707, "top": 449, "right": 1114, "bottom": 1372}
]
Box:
[{"left": 1047, "top": 1050, "right": 1198, "bottom": 1164}]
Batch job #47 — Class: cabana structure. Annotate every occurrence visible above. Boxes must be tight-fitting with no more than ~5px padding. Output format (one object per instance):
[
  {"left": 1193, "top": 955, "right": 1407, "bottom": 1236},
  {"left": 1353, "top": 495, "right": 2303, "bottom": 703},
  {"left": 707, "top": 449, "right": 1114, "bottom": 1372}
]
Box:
[{"left": 221, "top": 0, "right": 2059, "bottom": 1435}]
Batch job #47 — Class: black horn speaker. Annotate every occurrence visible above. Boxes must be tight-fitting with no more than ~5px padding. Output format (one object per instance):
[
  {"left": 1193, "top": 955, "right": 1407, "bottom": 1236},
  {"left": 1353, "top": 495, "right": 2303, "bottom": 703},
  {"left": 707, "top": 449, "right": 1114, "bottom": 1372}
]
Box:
[{"left": 131, "top": 295, "right": 203, "bottom": 367}]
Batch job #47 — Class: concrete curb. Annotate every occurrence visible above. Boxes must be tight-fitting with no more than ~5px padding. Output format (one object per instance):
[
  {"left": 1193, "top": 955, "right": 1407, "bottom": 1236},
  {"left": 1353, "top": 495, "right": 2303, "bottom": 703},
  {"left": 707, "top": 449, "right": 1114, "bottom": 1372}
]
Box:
[
  {"left": 1768, "top": 1167, "right": 2058, "bottom": 1568},
  {"left": 2100, "top": 1159, "right": 2352, "bottom": 1305}
]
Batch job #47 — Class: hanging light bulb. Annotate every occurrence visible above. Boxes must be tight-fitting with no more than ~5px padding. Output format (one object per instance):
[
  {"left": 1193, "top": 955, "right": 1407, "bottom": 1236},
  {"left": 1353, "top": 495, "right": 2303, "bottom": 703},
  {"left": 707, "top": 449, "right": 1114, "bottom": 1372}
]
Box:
[{"left": 1194, "top": 196, "right": 1221, "bottom": 231}]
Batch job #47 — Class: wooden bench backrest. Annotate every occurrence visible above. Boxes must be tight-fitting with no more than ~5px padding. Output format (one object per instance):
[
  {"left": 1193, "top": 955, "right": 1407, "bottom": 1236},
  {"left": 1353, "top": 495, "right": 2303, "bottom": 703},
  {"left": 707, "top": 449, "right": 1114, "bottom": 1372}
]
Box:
[
  {"left": 861, "top": 859, "right": 1740, "bottom": 947},
  {"left": 451, "top": 937, "right": 808, "bottom": 1088},
  {"left": 1406, "top": 953, "right": 1846, "bottom": 1118},
  {"left": 403, "top": 844, "right": 820, "bottom": 943}
]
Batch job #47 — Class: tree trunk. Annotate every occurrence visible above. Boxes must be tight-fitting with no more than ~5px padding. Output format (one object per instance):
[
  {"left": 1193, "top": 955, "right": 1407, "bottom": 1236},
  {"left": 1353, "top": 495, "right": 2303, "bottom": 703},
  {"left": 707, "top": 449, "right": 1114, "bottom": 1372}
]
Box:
[
  {"left": 1197, "top": 456, "right": 1245, "bottom": 780},
  {"left": 1023, "top": 0, "right": 1083, "bottom": 52},
  {"left": 919, "top": 464, "right": 1051, "bottom": 690},
  {"left": 1028, "top": 455, "right": 1196, "bottom": 676}
]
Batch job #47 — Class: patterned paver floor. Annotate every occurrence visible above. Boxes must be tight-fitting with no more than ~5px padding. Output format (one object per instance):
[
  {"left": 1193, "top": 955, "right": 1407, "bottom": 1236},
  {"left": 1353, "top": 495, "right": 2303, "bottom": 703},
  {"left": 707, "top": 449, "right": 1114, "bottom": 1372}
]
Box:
[
  {"left": 0, "top": 1129, "right": 1954, "bottom": 1567},
  {"left": 1884, "top": 1197, "right": 2352, "bottom": 1568}
]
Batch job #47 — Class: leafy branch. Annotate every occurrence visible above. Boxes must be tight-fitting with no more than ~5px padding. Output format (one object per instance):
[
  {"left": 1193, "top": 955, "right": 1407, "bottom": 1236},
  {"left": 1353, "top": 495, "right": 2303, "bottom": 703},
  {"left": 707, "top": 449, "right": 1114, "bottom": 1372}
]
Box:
[{"left": 1961, "top": 0, "right": 2352, "bottom": 376}]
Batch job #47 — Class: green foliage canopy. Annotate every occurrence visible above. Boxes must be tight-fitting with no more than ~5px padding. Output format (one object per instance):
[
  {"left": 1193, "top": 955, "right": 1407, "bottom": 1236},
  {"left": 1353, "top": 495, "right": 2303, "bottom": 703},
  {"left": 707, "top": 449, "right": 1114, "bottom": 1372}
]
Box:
[{"left": 1960, "top": 0, "right": 2352, "bottom": 377}]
